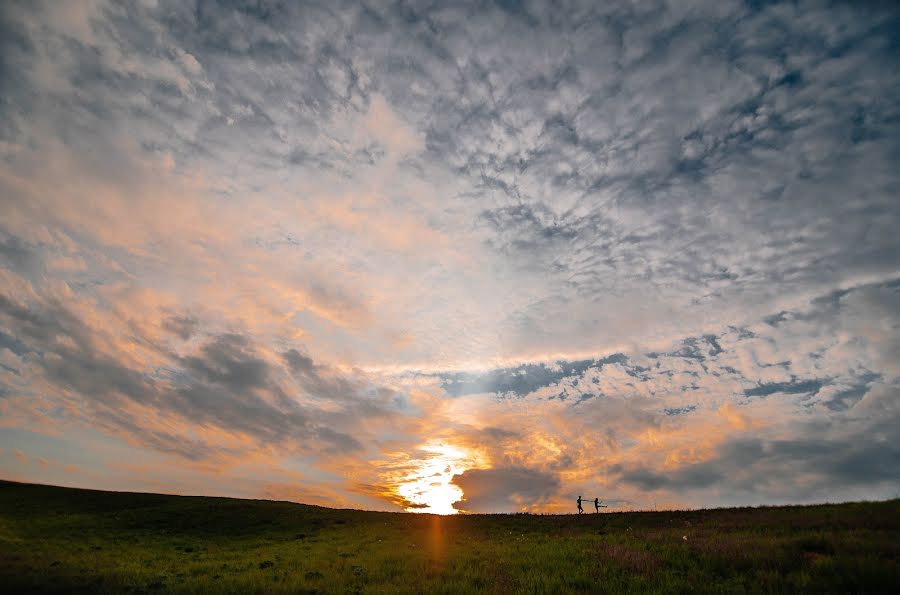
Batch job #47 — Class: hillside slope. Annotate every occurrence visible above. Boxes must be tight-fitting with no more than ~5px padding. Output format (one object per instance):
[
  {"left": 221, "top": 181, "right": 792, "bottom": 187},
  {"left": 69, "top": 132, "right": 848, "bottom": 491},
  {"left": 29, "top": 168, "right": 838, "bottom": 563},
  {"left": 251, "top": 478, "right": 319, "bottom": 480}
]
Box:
[{"left": 1, "top": 480, "right": 898, "bottom": 593}]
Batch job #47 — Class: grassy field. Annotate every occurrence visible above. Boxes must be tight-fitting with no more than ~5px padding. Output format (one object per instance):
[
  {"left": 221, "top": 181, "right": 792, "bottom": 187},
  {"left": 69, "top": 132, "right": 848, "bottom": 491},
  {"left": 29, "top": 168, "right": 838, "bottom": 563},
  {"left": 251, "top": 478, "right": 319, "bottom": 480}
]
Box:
[{"left": 1, "top": 480, "right": 898, "bottom": 593}]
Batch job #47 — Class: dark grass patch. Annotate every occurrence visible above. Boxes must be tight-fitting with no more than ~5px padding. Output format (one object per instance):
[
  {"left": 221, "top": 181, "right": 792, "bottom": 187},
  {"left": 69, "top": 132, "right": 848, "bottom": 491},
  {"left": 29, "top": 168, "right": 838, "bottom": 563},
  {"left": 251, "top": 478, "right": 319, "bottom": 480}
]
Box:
[{"left": 597, "top": 540, "right": 661, "bottom": 572}]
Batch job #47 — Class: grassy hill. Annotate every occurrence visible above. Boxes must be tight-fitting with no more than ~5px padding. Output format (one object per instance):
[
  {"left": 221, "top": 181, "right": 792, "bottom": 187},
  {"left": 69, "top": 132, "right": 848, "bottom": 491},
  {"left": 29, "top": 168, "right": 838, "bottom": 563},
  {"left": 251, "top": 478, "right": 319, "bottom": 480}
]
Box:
[{"left": 1, "top": 480, "right": 898, "bottom": 593}]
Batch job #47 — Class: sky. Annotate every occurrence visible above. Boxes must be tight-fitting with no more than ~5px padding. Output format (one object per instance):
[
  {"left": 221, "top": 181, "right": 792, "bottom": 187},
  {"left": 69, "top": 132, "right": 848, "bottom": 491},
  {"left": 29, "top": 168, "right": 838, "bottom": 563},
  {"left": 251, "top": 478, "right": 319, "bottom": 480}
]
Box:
[{"left": 1, "top": 0, "right": 899, "bottom": 514}]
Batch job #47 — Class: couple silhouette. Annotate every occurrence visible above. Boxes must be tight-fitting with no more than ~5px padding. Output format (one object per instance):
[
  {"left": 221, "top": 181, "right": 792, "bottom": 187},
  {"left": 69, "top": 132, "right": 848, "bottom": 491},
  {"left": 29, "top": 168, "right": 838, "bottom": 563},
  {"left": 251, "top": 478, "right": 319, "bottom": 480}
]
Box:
[{"left": 577, "top": 496, "right": 606, "bottom": 514}]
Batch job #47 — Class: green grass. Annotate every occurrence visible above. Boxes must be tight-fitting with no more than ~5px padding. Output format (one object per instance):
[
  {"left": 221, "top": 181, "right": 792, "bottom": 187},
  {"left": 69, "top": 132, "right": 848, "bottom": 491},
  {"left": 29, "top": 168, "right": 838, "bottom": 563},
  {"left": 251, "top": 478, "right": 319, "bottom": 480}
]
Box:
[{"left": 1, "top": 480, "right": 898, "bottom": 593}]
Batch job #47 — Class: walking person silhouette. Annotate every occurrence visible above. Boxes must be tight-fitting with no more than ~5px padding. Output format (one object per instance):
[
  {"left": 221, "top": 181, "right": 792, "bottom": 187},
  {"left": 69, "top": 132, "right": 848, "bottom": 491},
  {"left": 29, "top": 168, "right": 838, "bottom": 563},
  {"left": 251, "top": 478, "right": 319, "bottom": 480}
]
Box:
[
  {"left": 577, "top": 495, "right": 584, "bottom": 514},
  {"left": 594, "top": 498, "right": 607, "bottom": 513}
]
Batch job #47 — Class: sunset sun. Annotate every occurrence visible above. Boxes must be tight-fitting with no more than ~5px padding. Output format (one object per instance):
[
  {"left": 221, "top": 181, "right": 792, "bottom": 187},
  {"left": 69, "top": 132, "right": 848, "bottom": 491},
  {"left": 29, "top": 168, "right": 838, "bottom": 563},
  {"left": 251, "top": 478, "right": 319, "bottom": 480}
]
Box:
[{"left": 396, "top": 444, "right": 475, "bottom": 515}]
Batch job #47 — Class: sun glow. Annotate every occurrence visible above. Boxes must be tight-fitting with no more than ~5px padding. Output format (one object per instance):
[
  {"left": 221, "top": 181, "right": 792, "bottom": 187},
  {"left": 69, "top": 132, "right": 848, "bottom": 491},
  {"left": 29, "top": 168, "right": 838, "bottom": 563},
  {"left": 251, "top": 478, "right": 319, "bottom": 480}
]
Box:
[{"left": 396, "top": 443, "right": 474, "bottom": 515}]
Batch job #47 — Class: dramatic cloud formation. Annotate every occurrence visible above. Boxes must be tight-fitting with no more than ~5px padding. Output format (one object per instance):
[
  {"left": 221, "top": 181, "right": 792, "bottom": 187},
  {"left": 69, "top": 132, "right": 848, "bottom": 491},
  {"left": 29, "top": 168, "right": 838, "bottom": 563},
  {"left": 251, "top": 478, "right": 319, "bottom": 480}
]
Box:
[{"left": 1, "top": 0, "right": 898, "bottom": 513}]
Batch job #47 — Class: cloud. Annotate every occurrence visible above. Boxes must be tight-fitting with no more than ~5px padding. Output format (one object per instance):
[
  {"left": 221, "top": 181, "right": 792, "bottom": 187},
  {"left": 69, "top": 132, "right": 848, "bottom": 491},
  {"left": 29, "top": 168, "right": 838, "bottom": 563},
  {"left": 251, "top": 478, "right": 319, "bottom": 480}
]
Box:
[
  {"left": 4, "top": 0, "right": 898, "bottom": 368},
  {"left": 453, "top": 466, "right": 561, "bottom": 513},
  {"left": 0, "top": 231, "right": 41, "bottom": 276},
  {"left": 161, "top": 314, "right": 199, "bottom": 341},
  {"left": 743, "top": 379, "right": 825, "bottom": 398},
  {"left": 437, "top": 356, "right": 614, "bottom": 398},
  {"left": 0, "top": 290, "right": 392, "bottom": 464},
  {"left": 616, "top": 384, "right": 900, "bottom": 500},
  {"left": 1, "top": 0, "right": 898, "bottom": 512},
  {"left": 282, "top": 348, "right": 365, "bottom": 405}
]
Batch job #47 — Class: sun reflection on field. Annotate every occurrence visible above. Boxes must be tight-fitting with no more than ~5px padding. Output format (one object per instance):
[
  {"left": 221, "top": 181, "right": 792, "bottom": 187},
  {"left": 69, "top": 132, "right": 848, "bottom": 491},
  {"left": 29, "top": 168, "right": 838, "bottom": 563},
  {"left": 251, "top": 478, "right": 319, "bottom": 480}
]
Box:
[{"left": 396, "top": 443, "right": 474, "bottom": 515}]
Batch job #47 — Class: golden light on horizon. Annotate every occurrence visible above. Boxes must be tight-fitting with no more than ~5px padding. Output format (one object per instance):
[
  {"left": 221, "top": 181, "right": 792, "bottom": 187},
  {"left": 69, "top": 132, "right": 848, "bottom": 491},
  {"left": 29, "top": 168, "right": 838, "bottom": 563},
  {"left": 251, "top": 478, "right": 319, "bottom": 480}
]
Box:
[{"left": 395, "top": 443, "right": 475, "bottom": 515}]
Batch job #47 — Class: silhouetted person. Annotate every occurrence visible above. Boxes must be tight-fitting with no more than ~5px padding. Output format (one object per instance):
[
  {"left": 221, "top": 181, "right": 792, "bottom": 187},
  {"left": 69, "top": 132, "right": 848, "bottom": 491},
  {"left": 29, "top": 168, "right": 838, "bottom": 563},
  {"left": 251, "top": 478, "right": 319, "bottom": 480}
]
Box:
[
  {"left": 594, "top": 497, "right": 600, "bottom": 513},
  {"left": 577, "top": 495, "right": 584, "bottom": 514}
]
